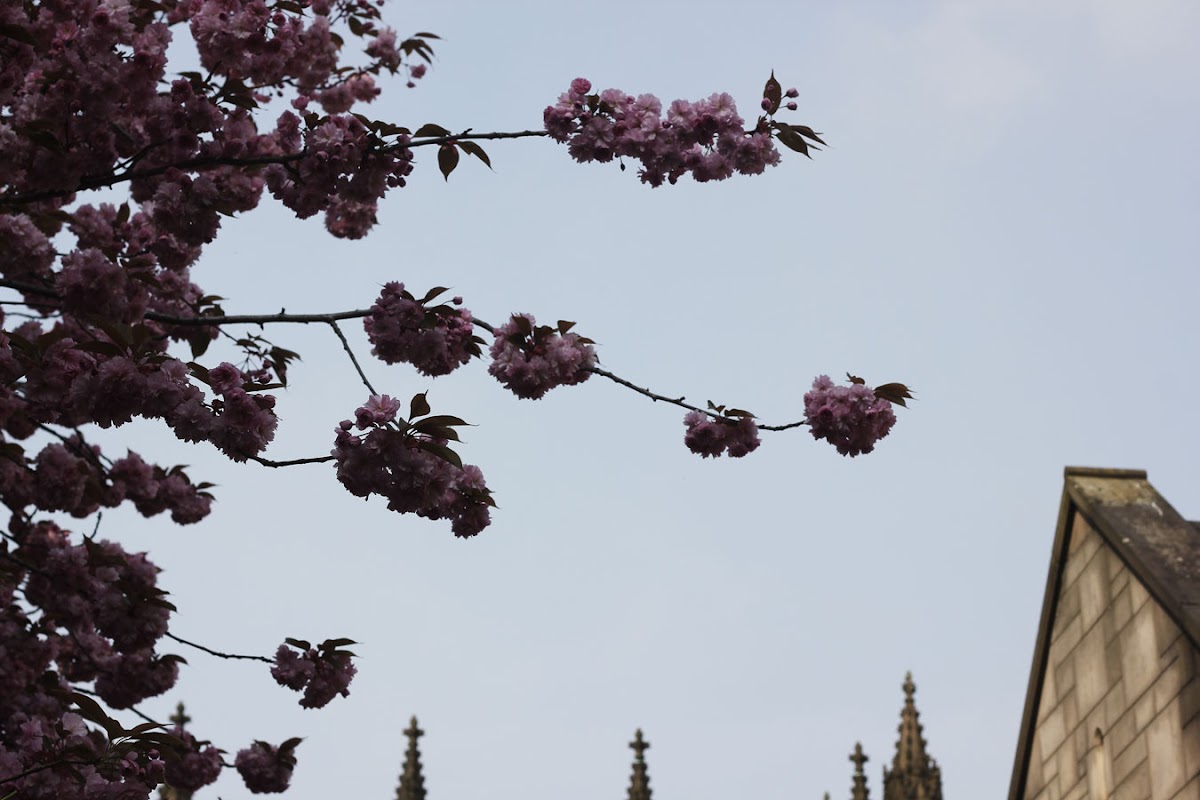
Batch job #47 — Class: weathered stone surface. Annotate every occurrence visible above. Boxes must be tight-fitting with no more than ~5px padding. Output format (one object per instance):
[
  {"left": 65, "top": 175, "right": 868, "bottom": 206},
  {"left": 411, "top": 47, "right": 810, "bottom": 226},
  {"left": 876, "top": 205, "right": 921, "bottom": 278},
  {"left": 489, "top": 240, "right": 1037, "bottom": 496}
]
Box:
[
  {"left": 1015, "top": 474, "right": 1200, "bottom": 800},
  {"left": 1147, "top": 702, "right": 1185, "bottom": 799}
]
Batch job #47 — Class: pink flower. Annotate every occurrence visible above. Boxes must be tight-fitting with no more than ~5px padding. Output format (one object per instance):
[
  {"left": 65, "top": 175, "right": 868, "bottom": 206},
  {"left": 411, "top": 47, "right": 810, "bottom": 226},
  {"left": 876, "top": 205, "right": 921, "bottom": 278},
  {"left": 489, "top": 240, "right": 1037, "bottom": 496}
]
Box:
[
  {"left": 207, "top": 362, "right": 244, "bottom": 395},
  {"left": 682, "top": 411, "right": 760, "bottom": 458},
  {"left": 364, "top": 283, "right": 480, "bottom": 376},
  {"left": 94, "top": 651, "right": 181, "bottom": 708},
  {"left": 366, "top": 28, "right": 401, "bottom": 71},
  {"left": 546, "top": 81, "right": 779, "bottom": 187},
  {"left": 803, "top": 375, "right": 896, "bottom": 456},
  {"left": 60, "top": 713, "right": 88, "bottom": 738},
  {"left": 164, "top": 729, "right": 223, "bottom": 792},
  {"left": 355, "top": 394, "right": 402, "bottom": 428},
  {"left": 487, "top": 314, "right": 596, "bottom": 400},
  {"left": 332, "top": 417, "right": 493, "bottom": 537},
  {"left": 208, "top": 388, "right": 278, "bottom": 460},
  {"left": 236, "top": 740, "right": 297, "bottom": 794},
  {"left": 271, "top": 644, "right": 317, "bottom": 691}
]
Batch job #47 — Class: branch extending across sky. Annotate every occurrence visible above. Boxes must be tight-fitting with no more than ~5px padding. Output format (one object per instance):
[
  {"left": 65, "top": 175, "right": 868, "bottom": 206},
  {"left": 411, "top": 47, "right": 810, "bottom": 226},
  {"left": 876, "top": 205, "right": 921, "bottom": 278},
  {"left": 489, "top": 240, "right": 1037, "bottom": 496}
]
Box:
[
  {"left": 0, "top": 129, "right": 549, "bottom": 208},
  {"left": 165, "top": 632, "right": 272, "bottom": 664},
  {"left": 0, "top": 278, "right": 814, "bottom": 431}
]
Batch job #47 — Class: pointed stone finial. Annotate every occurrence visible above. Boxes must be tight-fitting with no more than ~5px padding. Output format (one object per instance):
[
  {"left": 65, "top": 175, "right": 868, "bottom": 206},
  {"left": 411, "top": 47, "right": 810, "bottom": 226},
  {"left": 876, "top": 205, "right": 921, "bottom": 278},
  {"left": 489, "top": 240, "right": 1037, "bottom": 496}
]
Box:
[
  {"left": 893, "top": 672, "right": 928, "bottom": 774},
  {"left": 627, "top": 728, "right": 652, "bottom": 800},
  {"left": 850, "top": 742, "right": 870, "bottom": 800},
  {"left": 883, "top": 673, "right": 943, "bottom": 800},
  {"left": 169, "top": 702, "right": 191, "bottom": 729},
  {"left": 396, "top": 716, "right": 427, "bottom": 800},
  {"left": 405, "top": 716, "right": 424, "bottom": 742}
]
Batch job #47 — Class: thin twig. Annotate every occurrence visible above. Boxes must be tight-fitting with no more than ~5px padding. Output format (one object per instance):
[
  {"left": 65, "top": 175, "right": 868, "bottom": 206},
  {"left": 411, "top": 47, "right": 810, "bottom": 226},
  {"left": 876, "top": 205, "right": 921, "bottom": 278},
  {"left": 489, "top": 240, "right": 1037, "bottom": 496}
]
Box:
[
  {"left": 36, "top": 424, "right": 115, "bottom": 469},
  {"left": 0, "top": 547, "right": 48, "bottom": 579},
  {"left": 164, "top": 632, "right": 272, "bottom": 664},
  {"left": 0, "top": 130, "right": 549, "bottom": 208},
  {"left": 757, "top": 419, "right": 810, "bottom": 433},
  {"left": 326, "top": 319, "right": 377, "bottom": 395},
  {"left": 73, "top": 687, "right": 164, "bottom": 729},
  {"left": 147, "top": 309, "right": 371, "bottom": 326},
  {"left": 0, "top": 758, "right": 96, "bottom": 786},
  {"left": 245, "top": 454, "right": 336, "bottom": 468},
  {"left": 407, "top": 129, "right": 548, "bottom": 149},
  {"left": 588, "top": 366, "right": 691, "bottom": 407},
  {"left": 586, "top": 366, "right": 809, "bottom": 431},
  {"left": 121, "top": 705, "right": 161, "bottom": 728},
  {"left": 0, "top": 278, "right": 58, "bottom": 299}
]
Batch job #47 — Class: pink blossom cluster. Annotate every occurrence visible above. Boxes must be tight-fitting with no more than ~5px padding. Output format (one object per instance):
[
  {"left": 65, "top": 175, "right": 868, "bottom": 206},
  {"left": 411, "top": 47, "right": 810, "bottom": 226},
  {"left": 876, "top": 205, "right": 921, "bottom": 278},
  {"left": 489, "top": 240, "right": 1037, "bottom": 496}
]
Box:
[
  {"left": 264, "top": 113, "right": 415, "bottom": 239},
  {"left": 0, "top": 713, "right": 173, "bottom": 800},
  {"left": 3, "top": 744, "right": 167, "bottom": 800},
  {"left": 0, "top": 0, "right": 467, "bottom": 796},
  {"left": 31, "top": 342, "right": 272, "bottom": 465},
  {"left": 488, "top": 314, "right": 596, "bottom": 399},
  {"left": 0, "top": 437, "right": 212, "bottom": 525},
  {"left": 544, "top": 78, "right": 781, "bottom": 186},
  {"left": 0, "top": 0, "right": 425, "bottom": 790},
  {"left": 177, "top": 361, "right": 280, "bottom": 461},
  {"left": 803, "top": 375, "right": 897, "bottom": 457},
  {"left": 332, "top": 398, "right": 493, "bottom": 537},
  {"left": 0, "top": 316, "right": 276, "bottom": 464},
  {"left": 188, "top": 0, "right": 340, "bottom": 95},
  {"left": 364, "top": 283, "right": 481, "bottom": 375},
  {"left": 17, "top": 523, "right": 179, "bottom": 707},
  {"left": 682, "top": 411, "right": 761, "bottom": 458},
  {"left": 0, "top": 517, "right": 184, "bottom": 798},
  {"left": 163, "top": 729, "right": 224, "bottom": 793},
  {"left": 271, "top": 641, "right": 358, "bottom": 709},
  {"left": 235, "top": 740, "right": 299, "bottom": 794}
]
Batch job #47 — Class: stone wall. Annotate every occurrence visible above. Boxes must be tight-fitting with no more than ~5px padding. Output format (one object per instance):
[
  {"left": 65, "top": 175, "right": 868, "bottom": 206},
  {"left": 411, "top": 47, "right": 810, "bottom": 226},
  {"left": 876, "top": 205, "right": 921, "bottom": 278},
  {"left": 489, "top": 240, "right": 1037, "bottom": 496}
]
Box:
[{"left": 1020, "top": 513, "right": 1200, "bottom": 800}]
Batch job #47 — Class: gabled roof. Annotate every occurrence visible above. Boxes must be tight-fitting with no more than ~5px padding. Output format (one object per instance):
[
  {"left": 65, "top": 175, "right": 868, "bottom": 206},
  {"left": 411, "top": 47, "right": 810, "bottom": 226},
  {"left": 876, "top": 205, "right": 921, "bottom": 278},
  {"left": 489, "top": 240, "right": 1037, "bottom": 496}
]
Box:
[{"left": 1006, "top": 467, "right": 1200, "bottom": 800}]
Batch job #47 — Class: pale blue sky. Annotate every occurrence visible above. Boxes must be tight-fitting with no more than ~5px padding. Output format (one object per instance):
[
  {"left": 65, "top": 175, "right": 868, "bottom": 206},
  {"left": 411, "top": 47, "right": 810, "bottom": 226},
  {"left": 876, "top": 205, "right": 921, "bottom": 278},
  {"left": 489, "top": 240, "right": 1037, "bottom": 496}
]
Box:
[{"left": 81, "top": 0, "right": 1200, "bottom": 797}]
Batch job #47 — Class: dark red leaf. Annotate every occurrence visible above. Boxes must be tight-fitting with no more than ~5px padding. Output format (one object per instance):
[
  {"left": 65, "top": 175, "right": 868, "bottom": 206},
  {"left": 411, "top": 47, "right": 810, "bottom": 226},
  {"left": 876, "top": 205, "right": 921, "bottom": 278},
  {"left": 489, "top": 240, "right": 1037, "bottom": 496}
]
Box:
[
  {"left": 458, "top": 141, "right": 492, "bottom": 169},
  {"left": 409, "top": 392, "right": 431, "bottom": 419},
  {"left": 438, "top": 144, "right": 459, "bottom": 180},
  {"left": 873, "top": 382, "right": 914, "bottom": 407},
  {"left": 763, "top": 71, "right": 782, "bottom": 116},
  {"left": 414, "top": 123, "right": 451, "bottom": 137}
]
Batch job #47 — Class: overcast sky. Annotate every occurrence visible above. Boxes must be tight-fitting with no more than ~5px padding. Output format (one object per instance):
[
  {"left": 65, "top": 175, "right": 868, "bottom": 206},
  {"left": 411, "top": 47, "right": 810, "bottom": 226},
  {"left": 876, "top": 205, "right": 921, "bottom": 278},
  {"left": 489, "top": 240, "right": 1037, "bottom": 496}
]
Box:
[{"left": 80, "top": 0, "right": 1200, "bottom": 797}]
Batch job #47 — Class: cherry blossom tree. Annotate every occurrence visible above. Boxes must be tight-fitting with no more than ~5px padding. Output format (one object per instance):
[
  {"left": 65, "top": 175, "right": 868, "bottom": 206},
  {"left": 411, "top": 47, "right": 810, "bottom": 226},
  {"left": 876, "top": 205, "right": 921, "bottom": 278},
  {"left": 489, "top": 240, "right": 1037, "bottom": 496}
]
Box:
[{"left": 0, "top": 0, "right": 911, "bottom": 796}]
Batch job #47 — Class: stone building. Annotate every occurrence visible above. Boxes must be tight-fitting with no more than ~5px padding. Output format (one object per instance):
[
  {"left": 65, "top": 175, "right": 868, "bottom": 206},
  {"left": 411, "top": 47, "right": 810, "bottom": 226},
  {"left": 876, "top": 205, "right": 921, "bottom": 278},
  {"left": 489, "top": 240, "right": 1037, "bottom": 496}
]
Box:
[{"left": 1008, "top": 468, "right": 1200, "bottom": 800}]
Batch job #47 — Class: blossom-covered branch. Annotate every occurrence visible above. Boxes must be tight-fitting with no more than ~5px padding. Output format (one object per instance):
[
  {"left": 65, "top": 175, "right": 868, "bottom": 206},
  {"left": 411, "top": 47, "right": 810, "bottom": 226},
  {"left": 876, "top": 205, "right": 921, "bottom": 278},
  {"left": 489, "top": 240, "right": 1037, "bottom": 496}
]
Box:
[
  {"left": 0, "top": 0, "right": 908, "bottom": 795},
  {"left": 0, "top": 130, "right": 549, "bottom": 209},
  {"left": 0, "top": 276, "right": 906, "bottom": 439}
]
